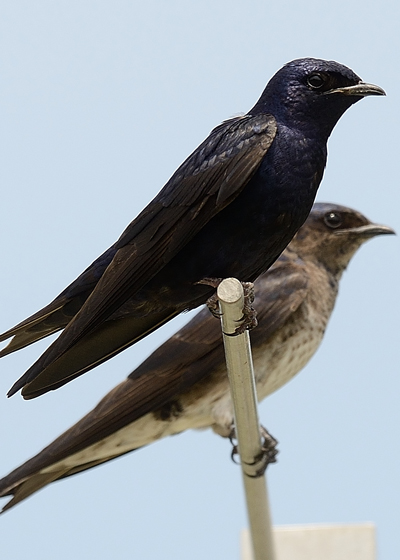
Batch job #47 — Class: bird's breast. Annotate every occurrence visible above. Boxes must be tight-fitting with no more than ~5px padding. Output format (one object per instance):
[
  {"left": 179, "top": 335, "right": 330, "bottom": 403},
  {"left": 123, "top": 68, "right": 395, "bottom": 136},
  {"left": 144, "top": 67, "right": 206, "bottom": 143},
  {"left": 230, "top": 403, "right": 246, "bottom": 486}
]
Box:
[{"left": 253, "top": 264, "right": 337, "bottom": 398}]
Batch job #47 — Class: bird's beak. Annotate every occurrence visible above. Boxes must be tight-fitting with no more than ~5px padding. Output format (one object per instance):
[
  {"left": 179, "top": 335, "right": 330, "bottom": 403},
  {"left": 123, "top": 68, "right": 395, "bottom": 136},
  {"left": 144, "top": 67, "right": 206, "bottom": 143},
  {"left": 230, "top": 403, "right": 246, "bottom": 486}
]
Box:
[
  {"left": 326, "top": 82, "right": 386, "bottom": 97},
  {"left": 335, "top": 223, "right": 395, "bottom": 238}
]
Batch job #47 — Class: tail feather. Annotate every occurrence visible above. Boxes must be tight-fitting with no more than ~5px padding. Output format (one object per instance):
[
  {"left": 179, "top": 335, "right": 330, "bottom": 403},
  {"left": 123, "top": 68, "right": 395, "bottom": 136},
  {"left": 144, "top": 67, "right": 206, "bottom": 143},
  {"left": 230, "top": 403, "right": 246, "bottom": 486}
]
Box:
[
  {"left": 0, "top": 299, "right": 72, "bottom": 357},
  {"left": 0, "top": 471, "right": 69, "bottom": 513},
  {"left": 0, "top": 452, "right": 136, "bottom": 513},
  {"left": 9, "top": 309, "right": 179, "bottom": 398}
]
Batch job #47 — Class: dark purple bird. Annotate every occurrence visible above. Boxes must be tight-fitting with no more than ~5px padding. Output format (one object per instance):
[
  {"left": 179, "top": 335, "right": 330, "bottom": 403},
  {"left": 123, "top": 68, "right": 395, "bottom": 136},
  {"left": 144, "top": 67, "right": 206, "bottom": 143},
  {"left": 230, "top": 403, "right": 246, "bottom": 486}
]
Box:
[{"left": 0, "top": 58, "right": 384, "bottom": 399}]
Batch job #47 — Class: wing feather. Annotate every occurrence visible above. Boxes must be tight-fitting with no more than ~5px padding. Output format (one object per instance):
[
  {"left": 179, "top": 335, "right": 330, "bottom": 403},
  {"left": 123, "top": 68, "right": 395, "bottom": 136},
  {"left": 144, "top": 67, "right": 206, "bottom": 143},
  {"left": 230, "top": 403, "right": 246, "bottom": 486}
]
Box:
[{"left": 11, "top": 114, "right": 276, "bottom": 396}]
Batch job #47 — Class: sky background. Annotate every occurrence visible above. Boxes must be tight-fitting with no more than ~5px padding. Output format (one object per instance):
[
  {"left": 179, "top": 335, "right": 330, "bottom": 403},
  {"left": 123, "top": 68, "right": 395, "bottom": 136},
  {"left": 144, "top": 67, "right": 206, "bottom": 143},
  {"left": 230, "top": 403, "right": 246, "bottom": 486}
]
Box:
[{"left": 0, "top": 1, "right": 399, "bottom": 559}]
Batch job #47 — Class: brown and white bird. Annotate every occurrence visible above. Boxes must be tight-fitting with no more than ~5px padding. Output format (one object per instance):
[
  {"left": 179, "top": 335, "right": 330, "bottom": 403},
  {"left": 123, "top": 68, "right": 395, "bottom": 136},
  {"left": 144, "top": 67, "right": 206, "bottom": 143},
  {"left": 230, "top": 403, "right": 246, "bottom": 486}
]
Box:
[{"left": 0, "top": 202, "right": 394, "bottom": 512}]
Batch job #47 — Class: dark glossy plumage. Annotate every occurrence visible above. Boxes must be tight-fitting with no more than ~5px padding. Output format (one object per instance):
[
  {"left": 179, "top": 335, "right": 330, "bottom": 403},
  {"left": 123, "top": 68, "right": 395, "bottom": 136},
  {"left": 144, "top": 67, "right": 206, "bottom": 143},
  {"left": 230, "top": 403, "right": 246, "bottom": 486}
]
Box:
[
  {"left": 1, "top": 58, "right": 384, "bottom": 398},
  {"left": 0, "top": 203, "right": 394, "bottom": 511}
]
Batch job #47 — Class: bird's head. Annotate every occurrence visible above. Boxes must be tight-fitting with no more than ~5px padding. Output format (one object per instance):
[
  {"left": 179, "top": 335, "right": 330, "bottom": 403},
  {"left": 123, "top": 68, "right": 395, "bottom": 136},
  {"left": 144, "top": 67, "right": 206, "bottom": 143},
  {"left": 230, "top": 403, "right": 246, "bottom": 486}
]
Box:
[
  {"left": 251, "top": 58, "right": 385, "bottom": 139},
  {"left": 291, "top": 202, "right": 395, "bottom": 276}
]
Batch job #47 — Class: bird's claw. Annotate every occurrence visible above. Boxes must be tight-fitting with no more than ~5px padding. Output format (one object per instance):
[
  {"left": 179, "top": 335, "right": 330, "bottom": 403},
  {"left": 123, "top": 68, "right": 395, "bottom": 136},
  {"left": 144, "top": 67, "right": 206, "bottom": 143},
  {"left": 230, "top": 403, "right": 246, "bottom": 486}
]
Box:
[
  {"left": 229, "top": 424, "right": 279, "bottom": 477},
  {"left": 196, "top": 278, "right": 223, "bottom": 318},
  {"left": 206, "top": 293, "right": 222, "bottom": 318},
  {"left": 229, "top": 427, "right": 240, "bottom": 464},
  {"left": 231, "top": 281, "right": 258, "bottom": 335},
  {"left": 197, "top": 278, "right": 258, "bottom": 330},
  {"left": 251, "top": 425, "right": 279, "bottom": 477}
]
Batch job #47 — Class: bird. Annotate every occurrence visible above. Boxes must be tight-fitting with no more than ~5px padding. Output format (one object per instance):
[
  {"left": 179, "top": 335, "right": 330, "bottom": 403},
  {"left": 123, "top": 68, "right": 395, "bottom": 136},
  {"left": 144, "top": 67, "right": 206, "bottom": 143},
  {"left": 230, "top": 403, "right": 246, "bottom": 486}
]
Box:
[
  {"left": 0, "top": 58, "right": 385, "bottom": 399},
  {"left": 0, "top": 202, "right": 394, "bottom": 512}
]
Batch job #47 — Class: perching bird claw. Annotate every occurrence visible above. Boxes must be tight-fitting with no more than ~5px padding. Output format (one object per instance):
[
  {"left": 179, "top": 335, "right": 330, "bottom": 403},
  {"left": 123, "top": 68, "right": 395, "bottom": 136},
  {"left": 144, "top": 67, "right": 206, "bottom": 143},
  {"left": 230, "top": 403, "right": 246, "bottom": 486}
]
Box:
[
  {"left": 196, "top": 277, "right": 224, "bottom": 318},
  {"left": 253, "top": 426, "right": 279, "bottom": 476},
  {"left": 229, "top": 426, "right": 240, "bottom": 464},
  {"left": 229, "top": 424, "right": 278, "bottom": 477},
  {"left": 234, "top": 281, "right": 258, "bottom": 334},
  {"left": 198, "top": 278, "right": 258, "bottom": 333}
]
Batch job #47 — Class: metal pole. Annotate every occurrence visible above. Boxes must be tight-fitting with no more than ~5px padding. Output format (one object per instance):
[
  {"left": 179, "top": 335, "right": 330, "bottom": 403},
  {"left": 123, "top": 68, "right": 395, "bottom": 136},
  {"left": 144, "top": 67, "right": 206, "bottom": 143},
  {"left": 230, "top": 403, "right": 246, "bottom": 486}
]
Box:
[{"left": 217, "top": 277, "right": 275, "bottom": 560}]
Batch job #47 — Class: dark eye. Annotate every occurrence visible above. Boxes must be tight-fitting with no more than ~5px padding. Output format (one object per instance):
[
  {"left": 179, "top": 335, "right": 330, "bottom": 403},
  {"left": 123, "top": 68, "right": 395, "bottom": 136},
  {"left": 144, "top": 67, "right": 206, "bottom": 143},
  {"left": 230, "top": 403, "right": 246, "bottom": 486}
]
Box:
[
  {"left": 324, "top": 212, "right": 343, "bottom": 228},
  {"left": 307, "top": 73, "right": 325, "bottom": 89}
]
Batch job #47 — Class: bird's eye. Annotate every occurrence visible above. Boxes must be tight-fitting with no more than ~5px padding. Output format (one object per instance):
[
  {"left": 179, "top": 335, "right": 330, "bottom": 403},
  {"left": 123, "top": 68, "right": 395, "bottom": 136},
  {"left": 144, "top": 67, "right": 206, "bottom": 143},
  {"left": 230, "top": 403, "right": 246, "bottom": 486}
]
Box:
[
  {"left": 324, "top": 212, "right": 343, "bottom": 228},
  {"left": 307, "top": 73, "right": 325, "bottom": 89}
]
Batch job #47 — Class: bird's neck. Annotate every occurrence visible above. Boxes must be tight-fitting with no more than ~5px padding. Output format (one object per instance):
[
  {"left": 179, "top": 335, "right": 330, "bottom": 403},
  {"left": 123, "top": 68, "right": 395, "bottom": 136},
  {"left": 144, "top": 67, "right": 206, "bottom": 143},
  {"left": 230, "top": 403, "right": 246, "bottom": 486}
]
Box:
[{"left": 251, "top": 97, "right": 353, "bottom": 144}]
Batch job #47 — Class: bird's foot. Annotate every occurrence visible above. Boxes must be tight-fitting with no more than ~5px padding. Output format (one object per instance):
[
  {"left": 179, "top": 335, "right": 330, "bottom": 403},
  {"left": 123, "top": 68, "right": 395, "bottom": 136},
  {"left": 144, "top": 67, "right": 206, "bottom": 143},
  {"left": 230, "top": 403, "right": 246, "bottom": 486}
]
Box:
[
  {"left": 229, "top": 424, "right": 279, "bottom": 477},
  {"left": 196, "top": 278, "right": 258, "bottom": 331},
  {"left": 255, "top": 425, "right": 279, "bottom": 476},
  {"left": 196, "top": 277, "right": 224, "bottom": 318},
  {"left": 229, "top": 426, "right": 240, "bottom": 464},
  {"left": 230, "top": 281, "right": 258, "bottom": 335}
]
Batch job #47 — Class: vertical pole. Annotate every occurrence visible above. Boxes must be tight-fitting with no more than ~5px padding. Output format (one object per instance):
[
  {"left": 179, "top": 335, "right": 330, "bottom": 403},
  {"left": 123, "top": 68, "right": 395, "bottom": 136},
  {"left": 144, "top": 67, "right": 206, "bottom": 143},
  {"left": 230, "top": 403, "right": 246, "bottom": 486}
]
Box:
[{"left": 217, "top": 278, "right": 275, "bottom": 560}]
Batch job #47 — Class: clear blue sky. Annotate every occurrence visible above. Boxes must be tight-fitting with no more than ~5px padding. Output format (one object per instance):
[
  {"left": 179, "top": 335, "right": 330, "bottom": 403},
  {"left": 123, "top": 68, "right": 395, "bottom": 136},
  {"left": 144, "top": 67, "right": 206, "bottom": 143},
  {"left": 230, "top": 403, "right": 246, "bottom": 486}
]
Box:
[{"left": 0, "top": 1, "right": 398, "bottom": 559}]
